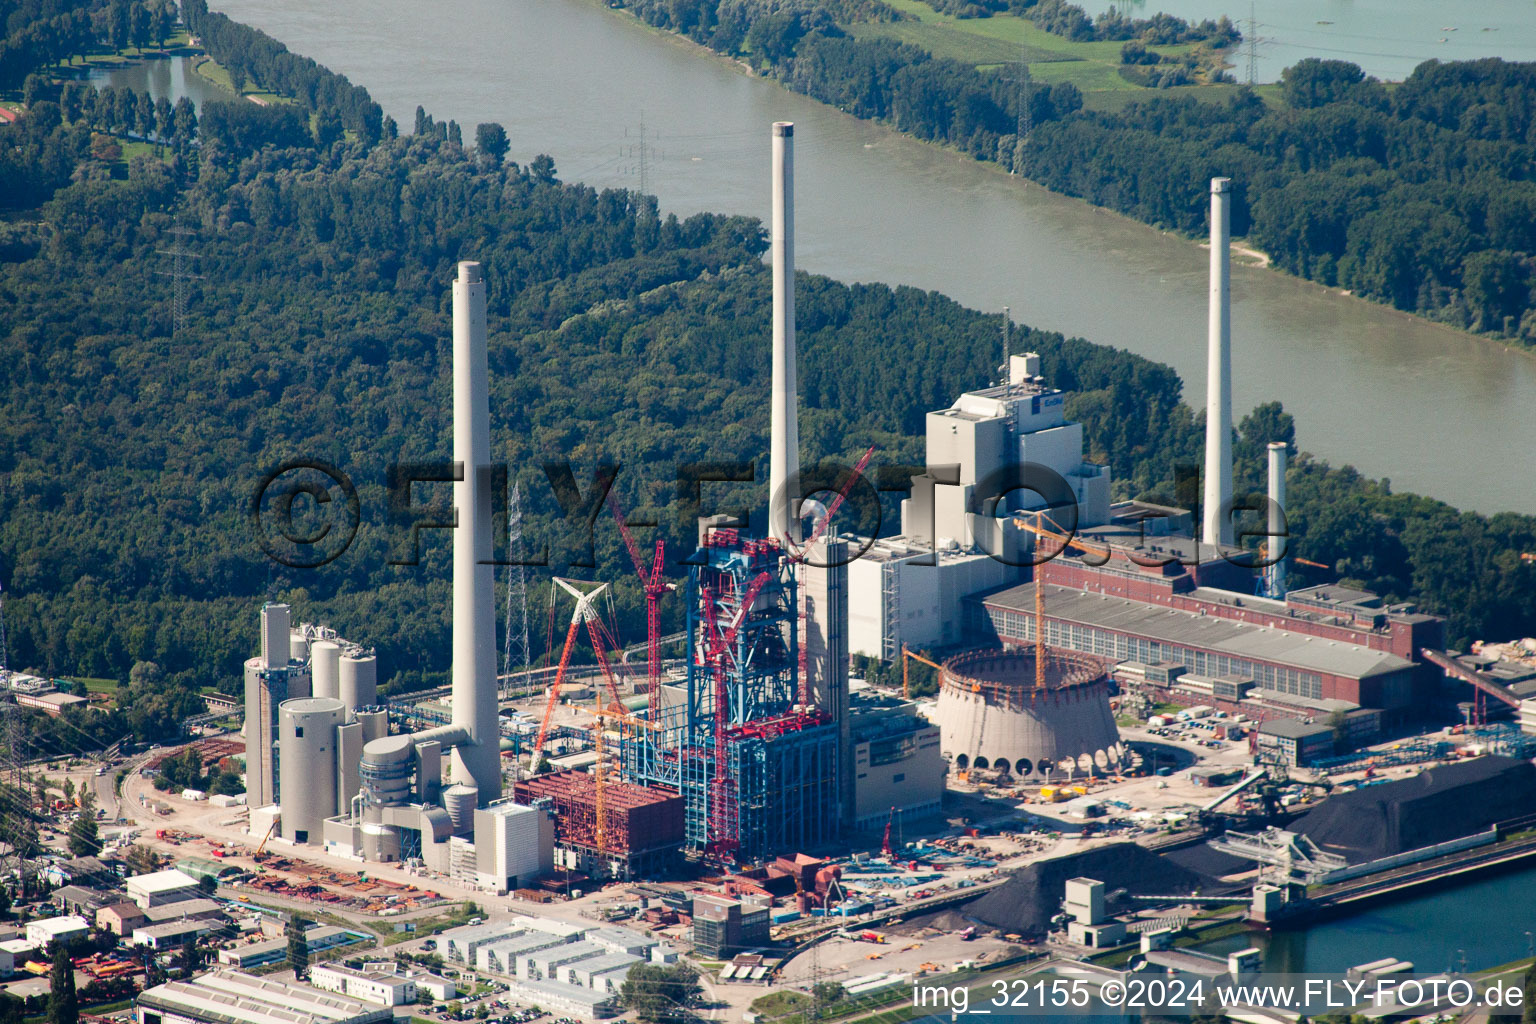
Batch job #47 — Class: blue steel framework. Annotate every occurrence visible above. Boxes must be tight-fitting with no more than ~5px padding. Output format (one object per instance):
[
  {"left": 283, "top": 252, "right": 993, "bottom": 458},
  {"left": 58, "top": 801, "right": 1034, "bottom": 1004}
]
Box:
[{"left": 622, "top": 528, "right": 839, "bottom": 863}]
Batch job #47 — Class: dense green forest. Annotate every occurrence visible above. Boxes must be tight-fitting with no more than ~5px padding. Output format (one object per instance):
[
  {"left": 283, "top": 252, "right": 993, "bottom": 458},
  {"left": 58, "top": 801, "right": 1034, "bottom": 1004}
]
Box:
[
  {"left": 0, "top": 5, "right": 1534, "bottom": 760},
  {"left": 609, "top": 0, "right": 1535, "bottom": 342}
]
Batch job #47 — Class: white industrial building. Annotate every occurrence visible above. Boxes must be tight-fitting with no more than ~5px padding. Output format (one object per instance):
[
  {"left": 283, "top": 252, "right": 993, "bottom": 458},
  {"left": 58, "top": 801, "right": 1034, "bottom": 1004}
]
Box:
[
  {"left": 308, "top": 964, "right": 416, "bottom": 1006},
  {"left": 127, "top": 869, "right": 200, "bottom": 909},
  {"left": 846, "top": 691, "right": 945, "bottom": 831},
  {"left": 25, "top": 915, "right": 89, "bottom": 949},
  {"left": 847, "top": 353, "right": 1112, "bottom": 660},
  {"left": 442, "top": 916, "right": 662, "bottom": 1019},
  {"left": 134, "top": 970, "right": 392, "bottom": 1024}
]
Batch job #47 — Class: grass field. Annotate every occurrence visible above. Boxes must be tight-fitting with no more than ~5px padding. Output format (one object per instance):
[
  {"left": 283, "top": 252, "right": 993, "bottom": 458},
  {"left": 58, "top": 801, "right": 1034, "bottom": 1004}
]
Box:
[
  {"left": 850, "top": 0, "right": 1237, "bottom": 97},
  {"left": 189, "top": 54, "right": 287, "bottom": 105}
]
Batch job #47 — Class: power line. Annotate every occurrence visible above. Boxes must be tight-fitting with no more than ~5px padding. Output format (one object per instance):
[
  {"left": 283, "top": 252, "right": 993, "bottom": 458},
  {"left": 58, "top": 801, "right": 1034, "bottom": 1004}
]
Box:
[{"left": 1246, "top": 1, "right": 1259, "bottom": 86}]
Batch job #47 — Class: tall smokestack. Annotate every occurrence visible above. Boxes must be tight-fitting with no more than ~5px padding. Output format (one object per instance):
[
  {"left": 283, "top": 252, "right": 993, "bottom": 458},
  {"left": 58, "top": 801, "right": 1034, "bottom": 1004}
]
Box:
[
  {"left": 450, "top": 261, "right": 501, "bottom": 804},
  {"left": 769, "top": 121, "right": 801, "bottom": 545},
  {"left": 1267, "top": 441, "right": 1288, "bottom": 597},
  {"left": 1202, "top": 177, "right": 1234, "bottom": 548}
]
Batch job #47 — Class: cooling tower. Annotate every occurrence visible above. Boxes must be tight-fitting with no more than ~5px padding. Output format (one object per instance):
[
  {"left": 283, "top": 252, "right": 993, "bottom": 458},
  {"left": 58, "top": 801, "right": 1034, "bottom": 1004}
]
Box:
[
  {"left": 934, "top": 648, "right": 1123, "bottom": 776},
  {"left": 450, "top": 260, "right": 501, "bottom": 803}
]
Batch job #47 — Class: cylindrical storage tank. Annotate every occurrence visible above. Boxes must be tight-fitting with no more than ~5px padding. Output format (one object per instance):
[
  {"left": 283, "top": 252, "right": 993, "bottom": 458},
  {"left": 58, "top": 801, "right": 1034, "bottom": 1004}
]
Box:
[
  {"left": 312, "top": 641, "right": 341, "bottom": 701},
  {"left": 261, "top": 604, "right": 290, "bottom": 667},
  {"left": 355, "top": 708, "right": 389, "bottom": 742},
  {"left": 442, "top": 784, "right": 478, "bottom": 833},
  {"left": 289, "top": 628, "right": 310, "bottom": 663},
  {"left": 278, "top": 697, "right": 345, "bottom": 845},
  {"left": 339, "top": 652, "right": 378, "bottom": 711},
  {"left": 359, "top": 734, "right": 415, "bottom": 809},
  {"left": 360, "top": 822, "right": 401, "bottom": 862}
]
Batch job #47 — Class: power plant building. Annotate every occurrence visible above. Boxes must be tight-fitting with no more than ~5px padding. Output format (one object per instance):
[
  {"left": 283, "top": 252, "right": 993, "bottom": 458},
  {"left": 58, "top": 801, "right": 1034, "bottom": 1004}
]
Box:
[
  {"left": 846, "top": 692, "right": 944, "bottom": 830},
  {"left": 847, "top": 352, "right": 1112, "bottom": 660}
]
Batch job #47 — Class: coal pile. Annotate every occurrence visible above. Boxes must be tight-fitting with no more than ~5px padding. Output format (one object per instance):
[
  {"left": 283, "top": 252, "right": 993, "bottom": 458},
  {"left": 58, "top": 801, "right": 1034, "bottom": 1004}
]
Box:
[
  {"left": 964, "top": 843, "right": 1209, "bottom": 937},
  {"left": 1292, "top": 755, "right": 1536, "bottom": 863}
]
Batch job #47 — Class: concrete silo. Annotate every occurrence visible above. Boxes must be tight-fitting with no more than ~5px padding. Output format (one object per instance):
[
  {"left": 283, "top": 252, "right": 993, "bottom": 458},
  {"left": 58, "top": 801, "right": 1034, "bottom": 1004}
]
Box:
[{"left": 278, "top": 697, "right": 345, "bottom": 844}]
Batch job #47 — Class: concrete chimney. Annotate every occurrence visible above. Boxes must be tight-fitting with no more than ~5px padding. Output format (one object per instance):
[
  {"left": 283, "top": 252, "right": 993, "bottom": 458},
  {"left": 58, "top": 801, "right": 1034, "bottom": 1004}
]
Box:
[
  {"left": 1203, "top": 177, "right": 1234, "bottom": 548},
  {"left": 450, "top": 260, "right": 501, "bottom": 804},
  {"left": 1267, "top": 441, "right": 1287, "bottom": 597},
  {"left": 769, "top": 121, "right": 801, "bottom": 545}
]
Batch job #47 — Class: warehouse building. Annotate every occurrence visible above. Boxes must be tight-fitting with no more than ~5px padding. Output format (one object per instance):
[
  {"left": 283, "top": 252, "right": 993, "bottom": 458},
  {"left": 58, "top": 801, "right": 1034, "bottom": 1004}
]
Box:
[
  {"left": 1254, "top": 719, "right": 1336, "bottom": 767},
  {"left": 135, "top": 970, "right": 392, "bottom": 1024},
  {"left": 217, "top": 926, "right": 366, "bottom": 969},
  {"left": 127, "top": 869, "right": 201, "bottom": 910},
  {"left": 26, "top": 916, "right": 89, "bottom": 949},
  {"left": 692, "top": 896, "right": 769, "bottom": 958},
  {"left": 975, "top": 584, "right": 1419, "bottom": 711}
]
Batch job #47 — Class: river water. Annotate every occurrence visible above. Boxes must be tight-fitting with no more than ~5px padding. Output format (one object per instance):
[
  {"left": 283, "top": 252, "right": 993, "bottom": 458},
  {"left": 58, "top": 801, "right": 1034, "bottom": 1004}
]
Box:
[
  {"left": 1194, "top": 861, "right": 1536, "bottom": 973},
  {"left": 1085, "top": 0, "right": 1536, "bottom": 84},
  {"left": 203, "top": 0, "right": 1536, "bottom": 516}
]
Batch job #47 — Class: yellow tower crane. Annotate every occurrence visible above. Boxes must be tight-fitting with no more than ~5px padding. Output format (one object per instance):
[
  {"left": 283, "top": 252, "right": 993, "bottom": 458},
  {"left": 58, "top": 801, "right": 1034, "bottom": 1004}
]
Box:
[
  {"left": 900, "top": 646, "right": 943, "bottom": 700},
  {"left": 575, "top": 702, "right": 661, "bottom": 854}
]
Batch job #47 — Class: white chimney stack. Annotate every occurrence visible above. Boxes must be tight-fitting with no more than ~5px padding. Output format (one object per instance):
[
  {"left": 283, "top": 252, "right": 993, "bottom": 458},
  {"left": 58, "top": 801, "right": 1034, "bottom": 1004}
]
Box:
[
  {"left": 769, "top": 121, "right": 801, "bottom": 545},
  {"left": 1267, "top": 441, "right": 1287, "bottom": 597},
  {"left": 450, "top": 260, "right": 501, "bottom": 804},
  {"left": 1203, "top": 177, "right": 1234, "bottom": 549}
]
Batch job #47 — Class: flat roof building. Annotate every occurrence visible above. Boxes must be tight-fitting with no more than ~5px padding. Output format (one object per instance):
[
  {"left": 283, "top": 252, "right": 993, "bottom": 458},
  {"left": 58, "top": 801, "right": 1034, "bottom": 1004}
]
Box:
[
  {"left": 135, "top": 970, "right": 392, "bottom": 1024},
  {"left": 25, "top": 916, "right": 89, "bottom": 950},
  {"left": 127, "top": 869, "right": 201, "bottom": 909},
  {"left": 216, "top": 926, "right": 363, "bottom": 969},
  {"left": 1255, "top": 719, "right": 1336, "bottom": 767},
  {"left": 132, "top": 918, "right": 218, "bottom": 951},
  {"left": 309, "top": 964, "right": 417, "bottom": 1007}
]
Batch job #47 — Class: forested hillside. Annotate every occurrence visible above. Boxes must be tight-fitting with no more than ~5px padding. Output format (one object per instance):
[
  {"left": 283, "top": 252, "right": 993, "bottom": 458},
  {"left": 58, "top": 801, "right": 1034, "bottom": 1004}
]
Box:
[{"left": 0, "top": 5, "right": 1534, "bottom": 758}]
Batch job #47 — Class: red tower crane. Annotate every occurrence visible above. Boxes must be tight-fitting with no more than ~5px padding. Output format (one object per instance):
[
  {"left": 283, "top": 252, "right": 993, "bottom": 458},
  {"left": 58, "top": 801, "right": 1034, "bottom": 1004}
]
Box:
[
  {"left": 881, "top": 806, "right": 896, "bottom": 861},
  {"left": 606, "top": 492, "right": 673, "bottom": 716}
]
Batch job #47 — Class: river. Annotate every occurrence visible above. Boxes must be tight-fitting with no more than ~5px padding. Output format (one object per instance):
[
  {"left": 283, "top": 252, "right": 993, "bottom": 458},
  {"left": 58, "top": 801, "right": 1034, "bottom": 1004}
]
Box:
[
  {"left": 199, "top": 0, "right": 1536, "bottom": 516},
  {"left": 1085, "top": 0, "right": 1536, "bottom": 84},
  {"left": 1194, "top": 860, "right": 1536, "bottom": 974}
]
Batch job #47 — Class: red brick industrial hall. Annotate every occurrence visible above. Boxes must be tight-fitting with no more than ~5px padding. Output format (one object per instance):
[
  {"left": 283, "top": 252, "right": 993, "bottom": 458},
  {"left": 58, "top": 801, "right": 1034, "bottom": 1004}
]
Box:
[{"left": 971, "top": 505, "right": 1445, "bottom": 722}]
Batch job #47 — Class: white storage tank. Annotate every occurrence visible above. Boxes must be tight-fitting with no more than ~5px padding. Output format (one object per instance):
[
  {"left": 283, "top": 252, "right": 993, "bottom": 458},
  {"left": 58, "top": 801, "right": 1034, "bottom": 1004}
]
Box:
[
  {"left": 360, "top": 734, "right": 415, "bottom": 809},
  {"left": 278, "top": 697, "right": 344, "bottom": 845},
  {"left": 339, "top": 651, "right": 378, "bottom": 711},
  {"left": 355, "top": 708, "right": 389, "bottom": 743},
  {"left": 360, "top": 822, "right": 401, "bottom": 862},
  {"left": 442, "top": 784, "right": 479, "bottom": 833},
  {"left": 312, "top": 640, "right": 341, "bottom": 701}
]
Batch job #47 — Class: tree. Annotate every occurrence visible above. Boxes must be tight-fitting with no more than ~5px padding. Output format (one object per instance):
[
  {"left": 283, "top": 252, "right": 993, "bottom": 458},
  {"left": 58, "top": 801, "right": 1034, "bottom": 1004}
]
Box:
[
  {"left": 197, "top": 874, "right": 218, "bottom": 896},
  {"left": 619, "top": 963, "right": 701, "bottom": 1024},
  {"left": 47, "top": 945, "right": 77, "bottom": 1024},
  {"left": 475, "top": 123, "right": 509, "bottom": 166},
  {"left": 286, "top": 914, "right": 310, "bottom": 977},
  {"left": 67, "top": 812, "right": 100, "bottom": 858},
  {"left": 179, "top": 934, "right": 200, "bottom": 978},
  {"left": 123, "top": 844, "right": 164, "bottom": 876}
]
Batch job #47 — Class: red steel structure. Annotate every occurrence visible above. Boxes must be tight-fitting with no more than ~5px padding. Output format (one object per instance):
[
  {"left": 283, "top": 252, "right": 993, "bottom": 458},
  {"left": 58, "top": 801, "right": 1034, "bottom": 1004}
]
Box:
[{"left": 606, "top": 491, "right": 671, "bottom": 715}]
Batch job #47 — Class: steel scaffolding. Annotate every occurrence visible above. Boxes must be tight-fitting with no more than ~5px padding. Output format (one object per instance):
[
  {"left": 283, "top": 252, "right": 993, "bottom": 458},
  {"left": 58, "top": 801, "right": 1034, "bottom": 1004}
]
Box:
[{"left": 621, "top": 528, "right": 839, "bottom": 864}]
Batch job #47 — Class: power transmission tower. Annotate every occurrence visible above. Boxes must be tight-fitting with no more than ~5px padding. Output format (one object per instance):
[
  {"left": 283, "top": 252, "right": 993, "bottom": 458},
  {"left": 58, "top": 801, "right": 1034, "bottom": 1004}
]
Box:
[
  {"left": 503, "top": 481, "right": 530, "bottom": 701},
  {"left": 155, "top": 224, "right": 203, "bottom": 336},
  {"left": 1000, "top": 44, "right": 1033, "bottom": 174},
  {"left": 637, "top": 112, "right": 648, "bottom": 203},
  {"left": 1246, "top": 1, "right": 1259, "bottom": 85}
]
